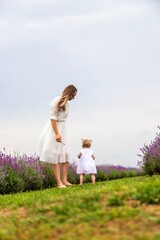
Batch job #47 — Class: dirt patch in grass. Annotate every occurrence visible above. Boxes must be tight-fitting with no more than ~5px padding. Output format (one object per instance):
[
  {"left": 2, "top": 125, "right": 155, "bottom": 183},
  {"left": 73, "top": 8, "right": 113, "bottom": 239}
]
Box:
[
  {"left": 0, "top": 209, "right": 13, "bottom": 217},
  {"left": 0, "top": 204, "right": 160, "bottom": 240},
  {"left": 0, "top": 207, "right": 26, "bottom": 218}
]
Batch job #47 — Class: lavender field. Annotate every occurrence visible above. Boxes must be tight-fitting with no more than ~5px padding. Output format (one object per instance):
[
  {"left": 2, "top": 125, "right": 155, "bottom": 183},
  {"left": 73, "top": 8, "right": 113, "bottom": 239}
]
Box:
[{"left": 0, "top": 151, "right": 143, "bottom": 194}]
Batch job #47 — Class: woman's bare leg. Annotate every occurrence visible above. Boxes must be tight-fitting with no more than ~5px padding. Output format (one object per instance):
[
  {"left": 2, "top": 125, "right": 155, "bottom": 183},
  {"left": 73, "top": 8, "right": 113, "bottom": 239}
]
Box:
[
  {"left": 80, "top": 174, "right": 84, "bottom": 185},
  {"left": 91, "top": 174, "right": 96, "bottom": 184},
  {"left": 62, "top": 162, "right": 72, "bottom": 186},
  {"left": 52, "top": 163, "right": 66, "bottom": 188}
]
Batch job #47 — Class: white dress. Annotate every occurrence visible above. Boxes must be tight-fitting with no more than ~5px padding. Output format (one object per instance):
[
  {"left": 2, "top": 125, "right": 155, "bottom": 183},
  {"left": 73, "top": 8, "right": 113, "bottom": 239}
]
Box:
[
  {"left": 77, "top": 148, "right": 97, "bottom": 174},
  {"left": 36, "top": 96, "right": 70, "bottom": 164}
]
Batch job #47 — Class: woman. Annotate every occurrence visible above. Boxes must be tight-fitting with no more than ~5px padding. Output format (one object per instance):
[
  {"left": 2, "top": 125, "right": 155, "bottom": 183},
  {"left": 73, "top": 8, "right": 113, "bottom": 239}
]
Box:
[{"left": 37, "top": 85, "right": 77, "bottom": 188}]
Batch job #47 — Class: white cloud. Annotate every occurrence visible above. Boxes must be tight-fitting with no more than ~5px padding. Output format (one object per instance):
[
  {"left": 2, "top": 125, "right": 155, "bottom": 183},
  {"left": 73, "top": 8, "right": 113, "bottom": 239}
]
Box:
[
  {"left": 26, "top": 6, "right": 146, "bottom": 29},
  {"left": 0, "top": 2, "right": 150, "bottom": 29},
  {"left": 0, "top": 1, "right": 151, "bottom": 50}
]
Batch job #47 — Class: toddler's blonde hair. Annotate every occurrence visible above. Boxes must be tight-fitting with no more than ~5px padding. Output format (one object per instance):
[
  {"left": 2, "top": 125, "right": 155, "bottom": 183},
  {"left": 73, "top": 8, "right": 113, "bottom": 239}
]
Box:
[{"left": 82, "top": 139, "right": 92, "bottom": 148}]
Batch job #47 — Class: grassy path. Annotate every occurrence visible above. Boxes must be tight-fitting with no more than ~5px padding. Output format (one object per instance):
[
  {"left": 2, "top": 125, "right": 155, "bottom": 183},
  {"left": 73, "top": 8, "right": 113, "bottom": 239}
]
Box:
[{"left": 0, "top": 176, "right": 160, "bottom": 240}]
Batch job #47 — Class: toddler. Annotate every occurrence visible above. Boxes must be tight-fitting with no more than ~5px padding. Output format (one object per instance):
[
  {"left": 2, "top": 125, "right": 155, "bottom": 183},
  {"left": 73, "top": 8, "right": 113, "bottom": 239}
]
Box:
[{"left": 77, "top": 139, "right": 97, "bottom": 185}]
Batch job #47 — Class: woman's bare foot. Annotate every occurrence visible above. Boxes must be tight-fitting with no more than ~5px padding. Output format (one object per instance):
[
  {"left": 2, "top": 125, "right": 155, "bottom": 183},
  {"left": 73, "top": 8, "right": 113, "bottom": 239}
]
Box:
[
  {"left": 62, "top": 181, "right": 72, "bottom": 186},
  {"left": 57, "top": 184, "right": 67, "bottom": 188}
]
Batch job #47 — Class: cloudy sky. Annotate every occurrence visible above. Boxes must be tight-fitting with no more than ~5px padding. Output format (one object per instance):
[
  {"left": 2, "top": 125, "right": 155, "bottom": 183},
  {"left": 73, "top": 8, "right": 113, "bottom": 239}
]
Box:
[{"left": 0, "top": 0, "right": 160, "bottom": 167}]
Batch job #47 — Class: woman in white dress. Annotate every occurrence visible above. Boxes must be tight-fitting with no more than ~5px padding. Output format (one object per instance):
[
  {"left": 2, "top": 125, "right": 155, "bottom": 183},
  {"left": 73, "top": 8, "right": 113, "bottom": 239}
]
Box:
[
  {"left": 77, "top": 139, "right": 97, "bottom": 185},
  {"left": 36, "top": 85, "right": 77, "bottom": 188}
]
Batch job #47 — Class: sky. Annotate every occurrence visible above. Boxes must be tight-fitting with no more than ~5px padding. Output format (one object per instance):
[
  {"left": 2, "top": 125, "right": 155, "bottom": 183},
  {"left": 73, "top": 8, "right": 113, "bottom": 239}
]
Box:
[{"left": 0, "top": 0, "right": 160, "bottom": 167}]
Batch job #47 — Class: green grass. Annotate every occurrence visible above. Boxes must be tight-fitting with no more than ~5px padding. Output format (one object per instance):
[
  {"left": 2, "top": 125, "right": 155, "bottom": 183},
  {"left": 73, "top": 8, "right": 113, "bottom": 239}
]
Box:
[{"left": 0, "top": 176, "right": 160, "bottom": 240}]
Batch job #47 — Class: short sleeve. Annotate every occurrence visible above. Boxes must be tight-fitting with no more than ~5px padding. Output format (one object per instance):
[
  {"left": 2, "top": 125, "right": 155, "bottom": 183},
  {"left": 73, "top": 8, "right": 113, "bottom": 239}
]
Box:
[
  {"left": 80, "top": 149, "right": 84, "bottom": 155},
  {"left": 50, "top": 96, "right": 59, "bottom": 120},
  {"left": 91, "top": 150, "right": 94, "bottom": 155}
]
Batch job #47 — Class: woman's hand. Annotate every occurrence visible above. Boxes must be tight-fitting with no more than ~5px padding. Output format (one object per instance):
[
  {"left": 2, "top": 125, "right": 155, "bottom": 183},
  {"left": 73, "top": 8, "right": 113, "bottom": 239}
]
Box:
[{"left": 55, "top": 133, "right": 61, "bottom": 142}]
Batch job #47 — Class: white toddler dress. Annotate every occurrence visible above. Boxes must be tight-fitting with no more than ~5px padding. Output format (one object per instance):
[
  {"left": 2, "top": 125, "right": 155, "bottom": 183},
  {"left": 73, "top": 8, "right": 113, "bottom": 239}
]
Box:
[
  {"left": 77, "top": 148, "right": 97, "bottom": 174},
  {"left": 36, "top": 96, "right": 70, "bottom": 164}
]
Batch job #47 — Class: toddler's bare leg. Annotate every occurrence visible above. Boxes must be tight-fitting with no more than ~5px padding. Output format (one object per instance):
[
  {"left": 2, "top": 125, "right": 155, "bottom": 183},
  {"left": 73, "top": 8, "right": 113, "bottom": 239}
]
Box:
[
  {"left": 91, "top": 174, "right": 96, "bottom": 184},
  {"left": 80, "top": 174, "right": 84, "bottom": 185}
]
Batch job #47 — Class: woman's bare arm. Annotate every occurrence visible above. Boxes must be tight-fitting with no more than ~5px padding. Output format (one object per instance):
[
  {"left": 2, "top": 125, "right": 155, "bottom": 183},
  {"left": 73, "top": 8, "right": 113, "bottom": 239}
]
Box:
[{"left": 51, "top": 119, "right": 61, "bottom": 142}]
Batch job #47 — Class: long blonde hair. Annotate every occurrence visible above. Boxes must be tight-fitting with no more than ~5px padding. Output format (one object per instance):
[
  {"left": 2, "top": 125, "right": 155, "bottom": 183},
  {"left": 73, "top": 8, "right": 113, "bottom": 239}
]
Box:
[{"left": 57, "top": 85, "right": 77, "bottom": 111}]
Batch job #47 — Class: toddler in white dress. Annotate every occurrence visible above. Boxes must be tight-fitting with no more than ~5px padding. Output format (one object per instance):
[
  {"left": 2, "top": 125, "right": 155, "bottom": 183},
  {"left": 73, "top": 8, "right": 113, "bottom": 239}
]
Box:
[{"left": 77, "top": 139, "right": 97, "bottom": 185}]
